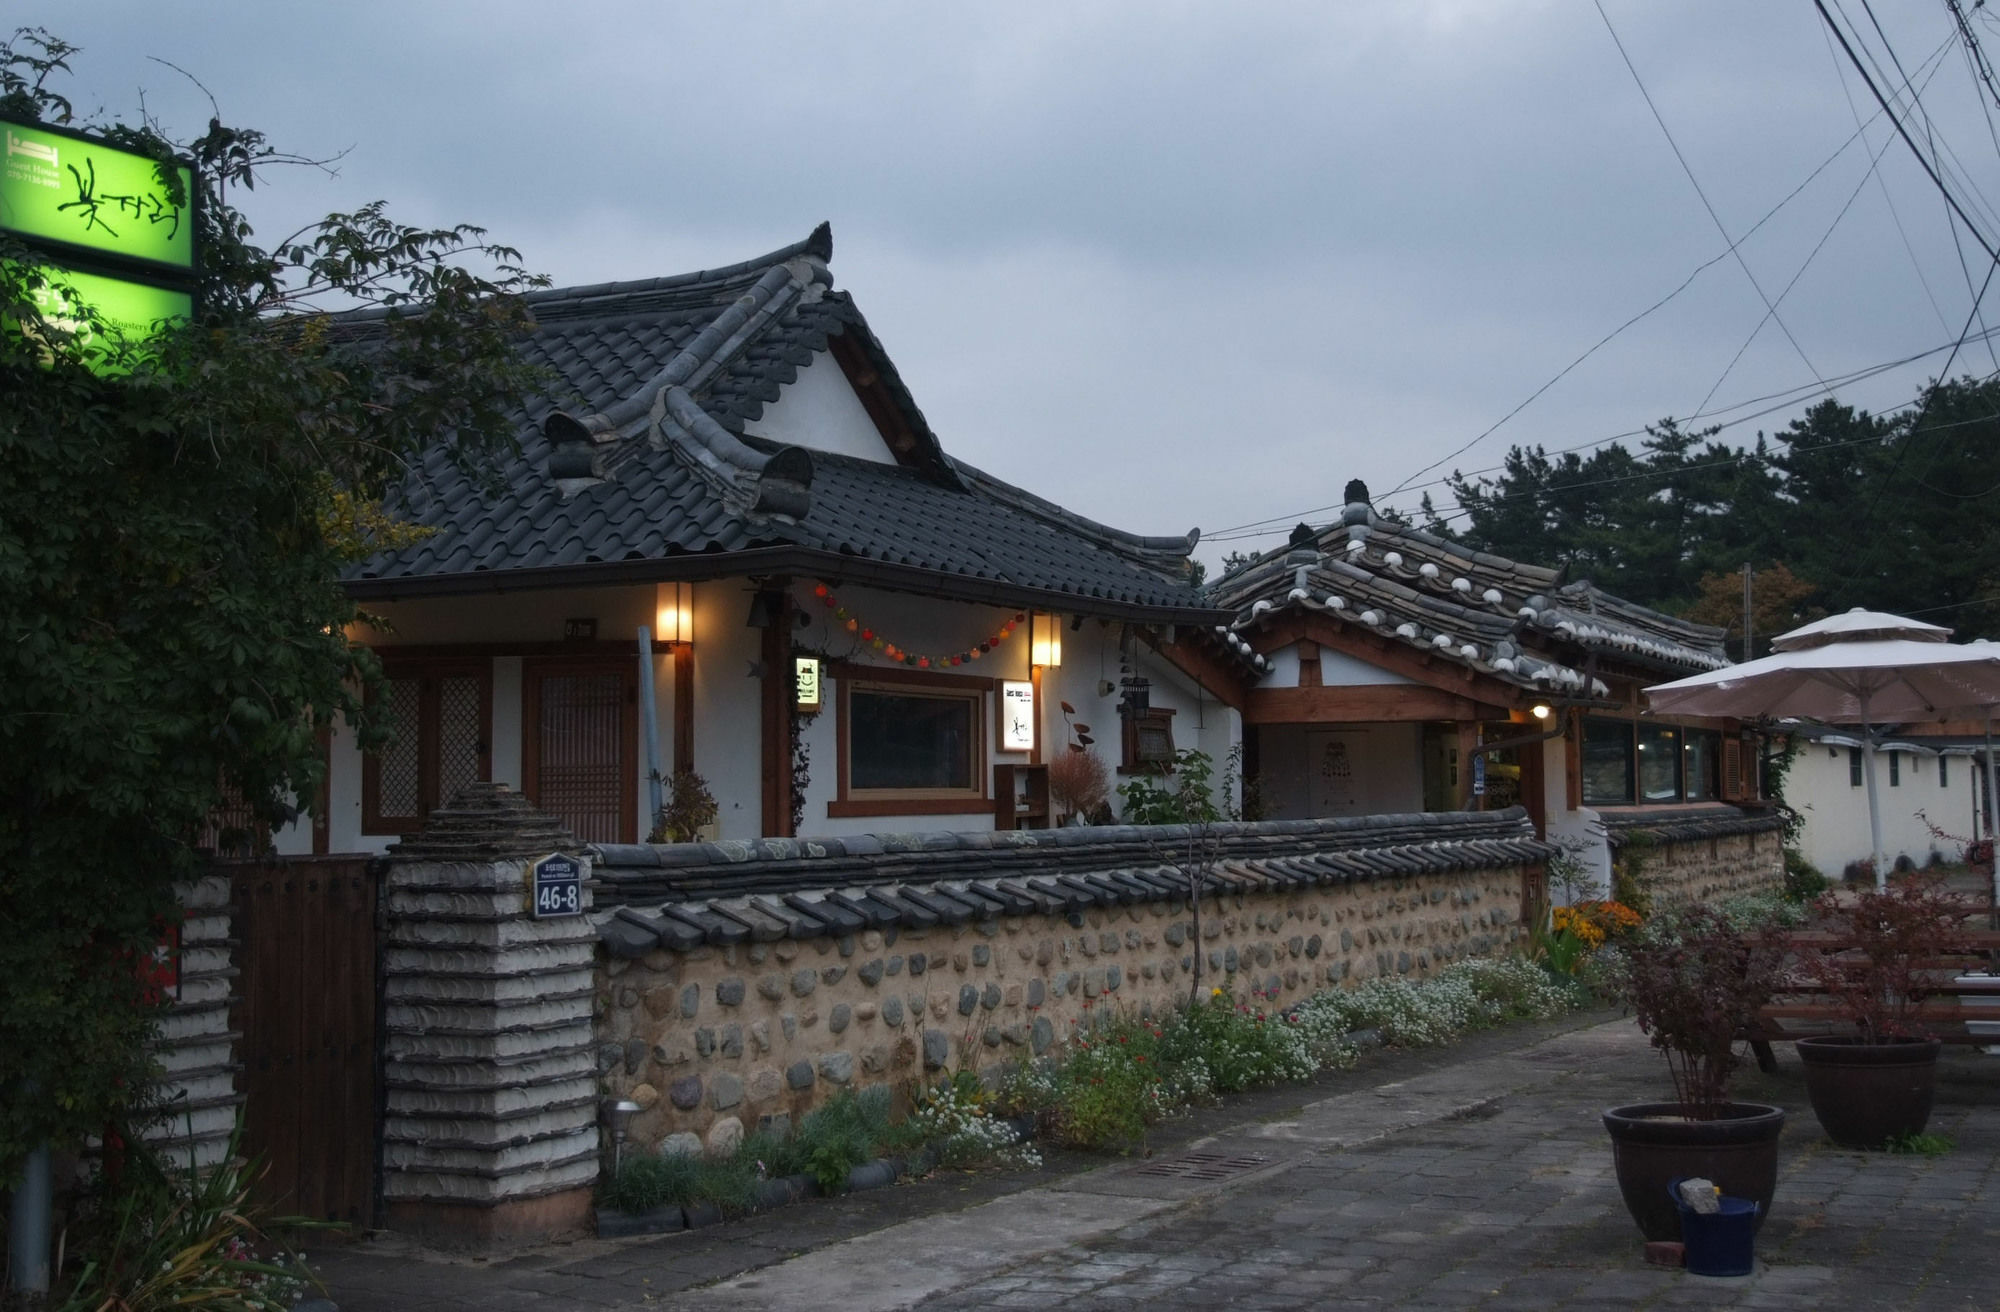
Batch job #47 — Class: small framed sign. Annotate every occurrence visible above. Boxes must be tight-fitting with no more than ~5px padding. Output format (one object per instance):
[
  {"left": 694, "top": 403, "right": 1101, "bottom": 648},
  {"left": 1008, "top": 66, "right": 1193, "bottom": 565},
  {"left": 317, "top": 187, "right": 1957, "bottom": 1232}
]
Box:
[
  {"left": 795, "top": 656, "right": 822, "bottom": 712},
  {"left": 530, "top": 852, "right": 583, "bottom": 919},
  {"left": 1472, "top": 754, "right": 1487, "bottom": 798},
  {"left": 1000, "top": 679, "right": 1035, "bottom": 752}
]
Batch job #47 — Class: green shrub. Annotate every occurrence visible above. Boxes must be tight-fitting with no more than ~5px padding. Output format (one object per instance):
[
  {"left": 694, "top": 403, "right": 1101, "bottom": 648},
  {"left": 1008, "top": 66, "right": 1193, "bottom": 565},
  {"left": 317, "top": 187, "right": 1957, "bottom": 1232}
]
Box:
[
  {"left": 53, "top": 1127, "right": 317, "bottom": 1312},
  {"left": 1158, "top": 989, "right": 1314, "bottom": 1093},
  {"left": 1783, "top": 849, "right": 1829, "bottom": 902},
  {"left": 599, "top": 1149, "right": 758, "bottom": 1216}
]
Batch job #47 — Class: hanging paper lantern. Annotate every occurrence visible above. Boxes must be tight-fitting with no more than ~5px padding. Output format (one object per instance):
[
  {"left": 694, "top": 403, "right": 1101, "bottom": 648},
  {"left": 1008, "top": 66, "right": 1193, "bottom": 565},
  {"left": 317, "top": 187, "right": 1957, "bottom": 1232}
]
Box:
[
  {"left": 861, "top": 628, "right": 874, "bottom": 641},
  {"left": 918, "top": 657, "right": 930, "bottom": 668},
  {"left": 813, "top": 583, "right": 828, "bottom": 598},
  {"left": 822, "top": 593, "right": 837, "bottom": 608},
  {"left": 846, "top": 618, "right": 858, "bottom": 632},
  {"left": 872, "top": 637, "right": 885, "bottom": 650}
]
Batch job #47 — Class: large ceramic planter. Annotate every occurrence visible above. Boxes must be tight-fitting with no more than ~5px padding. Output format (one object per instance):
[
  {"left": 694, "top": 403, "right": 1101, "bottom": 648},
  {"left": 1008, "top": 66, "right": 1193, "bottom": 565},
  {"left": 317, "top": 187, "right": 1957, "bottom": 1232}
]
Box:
[
  {"left": 1795, "top": 1036, "right": 1942, "bottom": 1149},
  {"left": 1602, "top": 1102, "right": 1784, "bottom": 1242}
]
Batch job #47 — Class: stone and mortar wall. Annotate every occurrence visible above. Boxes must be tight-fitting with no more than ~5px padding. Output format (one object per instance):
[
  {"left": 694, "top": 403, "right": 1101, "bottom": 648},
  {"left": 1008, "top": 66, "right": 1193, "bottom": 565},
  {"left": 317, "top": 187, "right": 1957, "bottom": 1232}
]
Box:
[
  {"left": 1639, "top": 830, "right": 1783, "bottom": 907},
  {"left": 596, "top": 865, "right": 1533, "bottom": 1155}
]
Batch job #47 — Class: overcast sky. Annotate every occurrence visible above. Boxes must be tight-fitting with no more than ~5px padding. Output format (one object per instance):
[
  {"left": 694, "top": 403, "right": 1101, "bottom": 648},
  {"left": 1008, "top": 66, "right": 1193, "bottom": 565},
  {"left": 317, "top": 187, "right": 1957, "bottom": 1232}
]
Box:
[{"left": 37, "top": 2, "right": 2000, "bottom": 566}]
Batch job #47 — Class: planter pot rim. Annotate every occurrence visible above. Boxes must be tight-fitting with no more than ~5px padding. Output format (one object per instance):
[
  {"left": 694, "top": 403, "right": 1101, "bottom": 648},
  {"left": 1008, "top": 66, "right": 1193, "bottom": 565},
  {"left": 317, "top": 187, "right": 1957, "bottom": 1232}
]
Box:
[
  {"left": 1603, "top": 1102, "right": 1785, "bottom": 1146},
  {"left": 1795, "top": 1035, "right": 1943, "bottom": 1067}
]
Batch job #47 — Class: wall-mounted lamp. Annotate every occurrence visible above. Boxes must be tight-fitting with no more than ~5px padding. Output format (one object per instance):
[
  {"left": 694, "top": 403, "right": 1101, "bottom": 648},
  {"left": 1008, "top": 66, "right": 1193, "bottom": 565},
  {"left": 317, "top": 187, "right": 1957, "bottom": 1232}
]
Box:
[
  {"left": 1530, "top": 703, "right": 1552, "bottom": 720},
  {"left": 654, "top": 582, "right": 693, "bottom": 645},
  {"left": 1029, "top": 612, "right": 1063, "bottom": 668}
]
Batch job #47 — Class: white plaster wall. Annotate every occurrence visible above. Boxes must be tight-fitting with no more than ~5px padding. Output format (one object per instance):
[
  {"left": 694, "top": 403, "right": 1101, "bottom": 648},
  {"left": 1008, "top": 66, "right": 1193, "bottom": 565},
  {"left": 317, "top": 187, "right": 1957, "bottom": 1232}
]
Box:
[
  {"left": 1791, "top": 745, "right": 1982, "bottom": 876},
  {"left": 695, "top": 581, "right": 765, "bottom": 841},
  {"left": 741, "top": 350, "right": 896, "bottom": 464},
  {"left": 1321, "top": 647, "right": 1418, "bottom": 686}
]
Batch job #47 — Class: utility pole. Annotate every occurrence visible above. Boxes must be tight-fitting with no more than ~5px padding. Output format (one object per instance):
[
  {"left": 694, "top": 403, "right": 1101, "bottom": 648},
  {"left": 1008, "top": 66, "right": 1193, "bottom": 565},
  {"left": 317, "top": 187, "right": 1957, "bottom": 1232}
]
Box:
[{"left": 1742, "top": 563, "right": 1755, "bottom": 662}]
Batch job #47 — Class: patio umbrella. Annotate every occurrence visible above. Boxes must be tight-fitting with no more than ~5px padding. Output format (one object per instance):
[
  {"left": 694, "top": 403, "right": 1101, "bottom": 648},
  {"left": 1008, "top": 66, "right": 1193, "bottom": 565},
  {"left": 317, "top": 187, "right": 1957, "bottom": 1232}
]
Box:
[{"left": 1645, "top": 609, "right": 2000, "bottom": 891}]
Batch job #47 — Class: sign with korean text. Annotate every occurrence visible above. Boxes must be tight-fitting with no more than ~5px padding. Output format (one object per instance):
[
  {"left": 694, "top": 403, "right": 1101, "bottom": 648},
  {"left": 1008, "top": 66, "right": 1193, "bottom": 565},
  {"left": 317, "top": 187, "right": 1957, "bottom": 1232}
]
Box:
[
  {"left": 529, "top": 852, "right": 583, "bottom": 919},
  {"left": 1001, "top": 680, "right": 1035, "bottom": 752},
  {"left": 795, "top": 656, "right": 822, "bottom": 712},
  {"left": 16, "top": 260, "right": 190, "bottom": 344},
  {"left": 2, "top": 120, "right": 195, "bottom": 273},
  {"left": 1472, "top": 754, "right": 1487, "bottom": 798}
]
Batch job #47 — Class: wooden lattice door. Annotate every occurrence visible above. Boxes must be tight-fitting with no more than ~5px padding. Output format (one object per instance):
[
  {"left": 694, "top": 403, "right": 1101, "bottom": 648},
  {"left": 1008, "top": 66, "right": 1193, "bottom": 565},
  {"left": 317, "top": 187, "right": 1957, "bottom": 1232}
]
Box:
[{"left": 523, "top": 659, "right": 639, "bottom": 844}]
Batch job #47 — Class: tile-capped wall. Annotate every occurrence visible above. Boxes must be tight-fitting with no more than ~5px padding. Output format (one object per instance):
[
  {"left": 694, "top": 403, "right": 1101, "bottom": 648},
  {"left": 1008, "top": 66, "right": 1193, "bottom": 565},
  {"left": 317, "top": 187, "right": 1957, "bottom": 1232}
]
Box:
[{"left": 596, "top": 866, "right": 1533, "bottom": 1154}]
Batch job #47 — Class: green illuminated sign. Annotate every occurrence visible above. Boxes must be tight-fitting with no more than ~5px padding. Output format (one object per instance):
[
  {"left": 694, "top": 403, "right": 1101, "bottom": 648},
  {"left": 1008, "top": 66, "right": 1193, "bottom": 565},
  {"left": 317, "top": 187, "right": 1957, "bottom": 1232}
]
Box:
[
  {"left": 11, "top": 261, "right": 190, "bottom": 372},
  {"left": 2, "top": 120, "right": 194, "bottom": 272}
]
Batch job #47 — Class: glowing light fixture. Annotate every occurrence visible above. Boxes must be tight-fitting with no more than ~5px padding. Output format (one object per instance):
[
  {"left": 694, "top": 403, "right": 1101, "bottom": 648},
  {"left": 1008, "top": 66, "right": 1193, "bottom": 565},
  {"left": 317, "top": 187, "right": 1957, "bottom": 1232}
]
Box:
[
  {"left": 1029, "top": 612, "right": 1063, "bottom": 667},
  {"left": 1531, "top": 703, "right": 1552, "bottom": 720},
  {"left": 654, "top": 581, "right": 693, "bottom": 645}
]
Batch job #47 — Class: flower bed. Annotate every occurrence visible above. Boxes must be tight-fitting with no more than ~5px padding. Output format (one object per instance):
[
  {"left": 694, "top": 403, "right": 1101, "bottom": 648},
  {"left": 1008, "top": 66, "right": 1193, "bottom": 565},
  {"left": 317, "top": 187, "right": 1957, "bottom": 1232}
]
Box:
[{"left": 596, "top": 954, "right": 1585, "bottom": 1231}]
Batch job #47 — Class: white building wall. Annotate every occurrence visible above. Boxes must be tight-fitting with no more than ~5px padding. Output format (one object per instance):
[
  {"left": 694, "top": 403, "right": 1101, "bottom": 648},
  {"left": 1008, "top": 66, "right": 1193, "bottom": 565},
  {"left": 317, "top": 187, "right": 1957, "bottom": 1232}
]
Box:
[
  {"left": 1256, "top": 722, "right": 1425, "bottom": 820},
  {"left": 741, "top": 351, "right": 896, "bottom": 464},
  {"left": 1791, "top": 743, "right": 1983, "bottom": 877}
]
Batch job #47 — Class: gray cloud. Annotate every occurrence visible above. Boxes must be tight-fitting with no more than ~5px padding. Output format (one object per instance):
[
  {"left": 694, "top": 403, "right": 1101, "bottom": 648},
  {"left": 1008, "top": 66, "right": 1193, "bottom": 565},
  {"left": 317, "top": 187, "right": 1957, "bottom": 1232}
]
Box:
[{"left": 40, "top": 1, "right": 2000, "bottom": 560}]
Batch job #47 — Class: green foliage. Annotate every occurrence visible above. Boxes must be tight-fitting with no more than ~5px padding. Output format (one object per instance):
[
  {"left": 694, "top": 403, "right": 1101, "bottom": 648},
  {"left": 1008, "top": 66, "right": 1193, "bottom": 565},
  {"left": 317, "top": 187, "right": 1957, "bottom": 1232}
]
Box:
[
  {"left": 599, "top": 1150, "right": 759, "bottom": 1217},
  {"left": 1610, "top": 832, "right": 1657, "bottom": 917},
  {"left": 1884, "top": 1130, "right": 1954, "bottom": 1156},
  {"left": 0, "top": 29, "right": 546, "bottom": 1174},
  {"left": 796, "top": 1086, "right": 900, "bottom": 1194},
  {"left": 51, "top": 1126, "right": 318, "bottom": 1310},
  {"left": 650, "top": 768, "right": 719, "bottom": 844},
  {"left": 1783, "top": 850, "right": 1830, "bottom": 903},
  {"left": 1438, "top": 388, "right": 2000, "bottom": 640}
]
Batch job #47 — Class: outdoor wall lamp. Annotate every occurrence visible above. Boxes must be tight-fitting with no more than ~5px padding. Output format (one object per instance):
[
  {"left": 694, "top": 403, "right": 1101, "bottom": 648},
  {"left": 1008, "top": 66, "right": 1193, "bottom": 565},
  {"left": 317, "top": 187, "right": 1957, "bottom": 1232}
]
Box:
[
  {"left": 602, "top": 1097, "right": 642, "bottom": 1174},
  {"left": 654, "top": 582, "right": 692, "bottom": 645},
  {"left": 1030, "top": 612, "right": 1063, "bottom": 668},
  {"left": 1531, "top": 703, "right": 1552, "bottom": 720}
]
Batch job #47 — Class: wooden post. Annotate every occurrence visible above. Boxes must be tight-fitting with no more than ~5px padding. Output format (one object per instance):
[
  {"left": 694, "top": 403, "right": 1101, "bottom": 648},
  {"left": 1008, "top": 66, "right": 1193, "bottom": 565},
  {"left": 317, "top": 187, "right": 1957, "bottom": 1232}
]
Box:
[{"left": 760, "top": 583, "right": 794, "bottom": 838}]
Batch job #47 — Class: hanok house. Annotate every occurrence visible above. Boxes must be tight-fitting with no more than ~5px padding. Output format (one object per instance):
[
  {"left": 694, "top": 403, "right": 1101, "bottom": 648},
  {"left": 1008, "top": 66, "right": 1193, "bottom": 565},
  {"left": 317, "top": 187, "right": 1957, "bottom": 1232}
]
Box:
[
  {"left": 1782, "top": 720, "right": 1998, "bottom": 878},
  {"left": 190, "top": 224, "right": 1294, "bottom": 1241},
  {"left": 1209, "top": 483, "right": 1787, "bottom": 901}
]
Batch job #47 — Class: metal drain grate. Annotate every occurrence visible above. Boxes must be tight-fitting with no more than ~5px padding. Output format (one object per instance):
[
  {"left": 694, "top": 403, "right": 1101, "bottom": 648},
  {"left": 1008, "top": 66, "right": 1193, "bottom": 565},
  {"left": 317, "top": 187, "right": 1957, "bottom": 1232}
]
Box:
[{"left": 1129, "top": 1151, "right": 1269, "bottom": 1180}]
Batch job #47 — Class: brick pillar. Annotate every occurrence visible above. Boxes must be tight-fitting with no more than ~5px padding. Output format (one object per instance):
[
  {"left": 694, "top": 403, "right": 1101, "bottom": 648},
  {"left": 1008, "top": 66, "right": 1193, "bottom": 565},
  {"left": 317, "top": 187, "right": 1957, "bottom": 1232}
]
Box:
[{"left": 379, "top": 783, "right": 599, "bottom": 1247}]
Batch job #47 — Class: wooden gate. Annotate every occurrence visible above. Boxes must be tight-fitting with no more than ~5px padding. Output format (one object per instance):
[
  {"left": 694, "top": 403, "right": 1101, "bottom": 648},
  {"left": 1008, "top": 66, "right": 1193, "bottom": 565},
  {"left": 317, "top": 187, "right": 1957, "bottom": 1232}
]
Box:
[{"left": 230, "top": 856, "right": 381, "bottom": 1228}]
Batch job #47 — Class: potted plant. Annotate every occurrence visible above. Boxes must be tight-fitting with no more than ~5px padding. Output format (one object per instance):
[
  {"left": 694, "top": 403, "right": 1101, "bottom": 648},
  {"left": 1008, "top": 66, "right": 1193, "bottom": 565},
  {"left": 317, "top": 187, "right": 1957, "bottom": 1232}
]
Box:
[
  {"left": 1602, "top": 904, "right": 1788, "bottom": 1243},
  {"left": 1794, "top": 873, "right": 1971, "bottom": 1148}
]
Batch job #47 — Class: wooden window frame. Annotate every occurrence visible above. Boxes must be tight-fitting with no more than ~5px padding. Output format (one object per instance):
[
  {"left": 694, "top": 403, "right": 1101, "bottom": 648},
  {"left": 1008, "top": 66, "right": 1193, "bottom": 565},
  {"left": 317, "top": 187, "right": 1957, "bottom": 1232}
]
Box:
[
  {"left": 1120, "top": 706, "right": 1178, "bottom": 775},
  {"left": 522, "top": 656, "right": 641, "bottom": 845},
  {"left": 360, "top": 659, "right": 492, "bottom": 835},
  {"left": 830, "top": 663, "right": 992, "bottom": 819}
]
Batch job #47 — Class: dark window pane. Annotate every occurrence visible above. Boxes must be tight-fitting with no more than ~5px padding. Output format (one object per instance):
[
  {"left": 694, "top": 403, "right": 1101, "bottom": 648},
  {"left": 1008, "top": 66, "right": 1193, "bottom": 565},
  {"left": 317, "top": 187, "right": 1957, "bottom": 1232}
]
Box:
[
  {"left": 1638, "top": 724, "right": 1681, "bottom": 801},
  {"left": 851, "top": 690, "right": 975, "bottom": 791},
  {"left": 1684, "top": 729, "right": 1718, "bottom": 801},
  {"left": 1941, "top": 755, "right": 1949, "bottom": 788},
  {"left": 1850, "top": 747, "right": 1863, "bottom": 787},
  {"left": 1582, "top": 719, "right": 1634, "bottom": 806},
  {"left": 1890, "top": 751, "right": 1900, "bottom": 787}
]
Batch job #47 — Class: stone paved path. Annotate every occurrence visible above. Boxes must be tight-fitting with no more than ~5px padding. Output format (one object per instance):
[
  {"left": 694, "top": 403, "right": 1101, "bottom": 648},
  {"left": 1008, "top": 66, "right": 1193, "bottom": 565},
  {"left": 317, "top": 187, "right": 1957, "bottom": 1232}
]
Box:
[{"left": 317, "top": 1014, "right": 2000, "bottom": 1310}]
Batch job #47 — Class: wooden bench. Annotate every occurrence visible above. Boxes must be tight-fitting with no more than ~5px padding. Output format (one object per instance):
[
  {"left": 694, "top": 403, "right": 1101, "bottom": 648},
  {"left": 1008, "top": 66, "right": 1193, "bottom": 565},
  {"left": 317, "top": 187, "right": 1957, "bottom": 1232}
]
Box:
[{"left": 1746, "top": 924, "right": 2000, "bottom": 1072}]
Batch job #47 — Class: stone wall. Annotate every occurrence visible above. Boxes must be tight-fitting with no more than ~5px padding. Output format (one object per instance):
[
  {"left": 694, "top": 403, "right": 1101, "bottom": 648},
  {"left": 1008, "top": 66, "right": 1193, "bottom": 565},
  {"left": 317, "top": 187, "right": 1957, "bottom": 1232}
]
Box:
[
  {"left": 1604, "top": 805, "right": 1787, "bottom": 909},
  {"left": 142, "top": 875, "right": 241, "bottom": 1171},
  {"left": 596, "top": 864, "right": 1535, "bottom": 1155},
  {"left": 379, "top": 785, "right": 601, "bottom": 1247}
]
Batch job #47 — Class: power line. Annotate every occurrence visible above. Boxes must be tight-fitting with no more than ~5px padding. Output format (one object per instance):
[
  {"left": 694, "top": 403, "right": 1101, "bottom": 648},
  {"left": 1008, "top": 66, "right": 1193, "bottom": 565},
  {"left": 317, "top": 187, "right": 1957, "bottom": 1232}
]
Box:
[
  {"left": 1207, "top": 317, "right": 2000, "bottom": 540},
  {"left": 1595, "top": 1, "right": 1828, "bottom": 386},
  {"left": 1815, "top": 0, "right": 2000, "bottom": 261}
]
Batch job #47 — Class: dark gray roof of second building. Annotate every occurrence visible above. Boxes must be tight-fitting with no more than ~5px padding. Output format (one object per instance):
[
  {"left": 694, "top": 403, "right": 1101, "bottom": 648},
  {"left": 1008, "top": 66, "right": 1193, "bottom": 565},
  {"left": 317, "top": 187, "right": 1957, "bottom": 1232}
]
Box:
[
  {"left": 1210, "top": 487, "right": 1729, "bottom": 694},
  {"left": 341, "top": 224, "right": 1220, "bottom": 623}
]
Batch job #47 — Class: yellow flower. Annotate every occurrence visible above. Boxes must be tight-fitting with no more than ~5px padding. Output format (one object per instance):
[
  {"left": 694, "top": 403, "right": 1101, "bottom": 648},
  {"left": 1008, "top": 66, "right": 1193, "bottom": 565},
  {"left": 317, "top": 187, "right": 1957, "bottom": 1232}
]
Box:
[{"left": 1211, "top": 987, "right": 1224, "bottom": 997}]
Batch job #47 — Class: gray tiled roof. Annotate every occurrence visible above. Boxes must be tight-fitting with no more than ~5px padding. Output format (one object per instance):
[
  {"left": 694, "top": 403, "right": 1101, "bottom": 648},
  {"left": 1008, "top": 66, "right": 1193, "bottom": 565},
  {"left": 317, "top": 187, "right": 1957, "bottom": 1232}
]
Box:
[
  {"left": 585, "top": 808, "right": 1556, "bottom": 955},
  {"left": 1211, "top": 494, "right": 1729, "bottom": 694},
  {"left": 341, "top": 224, "right": 1219, "bottom": 622},
  {"left": 1598, "top": 804, "right": 1786, "bottom": 847}
]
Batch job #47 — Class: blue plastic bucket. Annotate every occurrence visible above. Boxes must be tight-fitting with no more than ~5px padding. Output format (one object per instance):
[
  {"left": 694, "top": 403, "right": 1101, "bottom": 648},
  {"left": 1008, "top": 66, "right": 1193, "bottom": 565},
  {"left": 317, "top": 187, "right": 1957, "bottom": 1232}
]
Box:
[{"left": 1668, "top": 1179, "right": 1759, "bottom": 1277}]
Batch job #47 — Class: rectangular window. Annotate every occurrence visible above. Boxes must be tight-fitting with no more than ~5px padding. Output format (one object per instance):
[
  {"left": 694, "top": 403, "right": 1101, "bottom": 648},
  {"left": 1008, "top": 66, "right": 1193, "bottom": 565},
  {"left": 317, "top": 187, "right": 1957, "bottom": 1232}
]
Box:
[
  {"left": 849, "top": 686, "right": 979, "bottom": 792},
  {"left": 1637, "top": 724, "right": 1681, "bottom": 803},
  {"left": 1122, "top": 707, "right": 1178, "bottom": 772},
  {"left": 363, "top": 660, "right": 492, "bottom": 834},
  {"left": 1582, "top": 718, "right": 1635, "bottom": 806},
  {"left": 1683, "top": 729, "right": 1719, "bottom": 801},
  {"left": 1940, "top": 755, "right": 1950, "bottom": 788},
  {"left": 1890, "top": 751, "right": 1901, "bottom": 787},
  {"left": 1849, "top": 747, "right": 1863, "bottom": 788}
]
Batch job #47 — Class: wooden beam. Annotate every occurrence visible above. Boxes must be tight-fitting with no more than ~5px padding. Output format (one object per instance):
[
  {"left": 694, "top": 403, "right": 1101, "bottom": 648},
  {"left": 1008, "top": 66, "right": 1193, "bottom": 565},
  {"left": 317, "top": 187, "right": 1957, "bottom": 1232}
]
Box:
[
  {"left": 673, "top": 644, "right": 694, "bottom": 777},
  {"left": 1153, "top": 637, "right": 1251, "bottom": 710},
  {"left": 1243, "top": 611, "right": 1526, "bottom": 709},
  {"left": 1243, "top": 684, "right": 1509, "bottom": 726},
  {"left": 760, "top": 582, "right": 793, "bottom": 838}
]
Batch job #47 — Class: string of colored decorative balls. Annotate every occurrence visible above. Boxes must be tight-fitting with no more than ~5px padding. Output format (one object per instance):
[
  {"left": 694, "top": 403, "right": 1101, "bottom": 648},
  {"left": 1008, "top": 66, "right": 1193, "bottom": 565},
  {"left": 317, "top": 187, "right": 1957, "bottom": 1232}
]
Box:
[{"left": 810, "top": 583, "right": 1023, "bottom": 668}]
